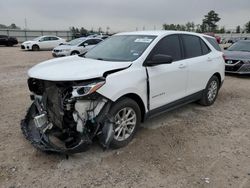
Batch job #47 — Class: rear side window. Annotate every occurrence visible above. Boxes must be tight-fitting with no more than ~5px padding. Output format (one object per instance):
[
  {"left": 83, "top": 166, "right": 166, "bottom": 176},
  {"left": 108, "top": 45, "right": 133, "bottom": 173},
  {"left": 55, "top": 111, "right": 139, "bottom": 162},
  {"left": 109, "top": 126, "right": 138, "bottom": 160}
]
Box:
[
  {"left": 49, "top": 37, "right": 59, "bottom": 40},
  {"left": 200, "top": 39, "right": 211, "bottom": 55},
  {"left": 182, "top": 35, "right": 203, "bottom": 58},
  {"left": 204, "top": 36, "right": 221, "bottom": 51},
  {"left": 150, "top": 35, "right": 182, "bottom": 61}
]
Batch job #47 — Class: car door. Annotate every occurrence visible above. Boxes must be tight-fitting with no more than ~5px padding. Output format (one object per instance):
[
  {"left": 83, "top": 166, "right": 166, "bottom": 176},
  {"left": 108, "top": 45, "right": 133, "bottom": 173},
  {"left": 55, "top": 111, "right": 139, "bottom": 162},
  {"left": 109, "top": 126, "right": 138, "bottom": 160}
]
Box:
[
  {"left": 146, "top": 34, "right": 188, "bottom": 110},
  {"left": 83, "top": 39, "right": 101, "bottom": 51},
  {"left": 38, "top": 36, "right": 51, "bottom": 49},
  {"left": 0, "top": 35, "right": 7, "bottom": 45},
  {"left": 180, "top": 34, "right": 212, "bottom": 95},
  {"left": 49, "top": 37, "right": 61, "bottom": 48}
]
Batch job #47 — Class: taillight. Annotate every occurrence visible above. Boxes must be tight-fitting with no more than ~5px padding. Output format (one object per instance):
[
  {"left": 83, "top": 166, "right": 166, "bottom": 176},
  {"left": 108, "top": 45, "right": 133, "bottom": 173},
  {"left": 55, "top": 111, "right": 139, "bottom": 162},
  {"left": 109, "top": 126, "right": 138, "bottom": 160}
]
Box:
[{"left": 222, "top": 54, "right": 226, "bottom": 61}]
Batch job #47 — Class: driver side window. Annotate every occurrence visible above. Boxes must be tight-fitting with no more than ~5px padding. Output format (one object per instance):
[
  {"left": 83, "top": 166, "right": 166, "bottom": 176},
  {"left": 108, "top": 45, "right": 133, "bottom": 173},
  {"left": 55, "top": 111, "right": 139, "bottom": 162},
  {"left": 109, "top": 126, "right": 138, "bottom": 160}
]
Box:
[
  {"left": 40, "top": 37, "right": 50, "bottom": 42},
  {"left": 150, "top": 35, "right": 182, "bottom": 62}
]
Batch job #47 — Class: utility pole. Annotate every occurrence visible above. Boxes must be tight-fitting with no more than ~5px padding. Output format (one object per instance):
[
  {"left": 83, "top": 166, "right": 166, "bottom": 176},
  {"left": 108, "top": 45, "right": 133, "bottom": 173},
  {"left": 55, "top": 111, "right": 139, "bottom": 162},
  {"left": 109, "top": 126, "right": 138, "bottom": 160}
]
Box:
[{"left": 24, "top": 18, "right": 28, "bottom": 30}]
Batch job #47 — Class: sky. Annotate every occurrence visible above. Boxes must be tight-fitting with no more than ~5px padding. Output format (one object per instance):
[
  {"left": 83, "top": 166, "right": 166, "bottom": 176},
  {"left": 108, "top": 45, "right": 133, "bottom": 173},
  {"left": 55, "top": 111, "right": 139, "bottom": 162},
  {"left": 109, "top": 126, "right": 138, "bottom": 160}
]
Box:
[{"left": 0, "top": 0, "right": 250, "bottom": 32}]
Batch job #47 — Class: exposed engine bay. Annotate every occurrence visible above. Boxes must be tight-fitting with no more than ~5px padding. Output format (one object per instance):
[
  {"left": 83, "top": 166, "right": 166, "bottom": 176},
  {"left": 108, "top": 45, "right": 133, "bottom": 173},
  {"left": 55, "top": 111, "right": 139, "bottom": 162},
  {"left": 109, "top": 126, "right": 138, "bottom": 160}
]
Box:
[{"left": 21, "top": 78, "right": 114, "bottom": 154}]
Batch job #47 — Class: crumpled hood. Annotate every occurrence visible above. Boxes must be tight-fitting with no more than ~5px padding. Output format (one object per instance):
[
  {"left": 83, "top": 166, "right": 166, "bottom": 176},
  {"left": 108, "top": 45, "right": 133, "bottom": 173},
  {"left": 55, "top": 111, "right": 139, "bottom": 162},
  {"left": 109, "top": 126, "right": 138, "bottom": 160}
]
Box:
[
  {"left": 224, "top": 50, "right": 250, "bottom": 61},
  {"left": 28, "top": 56, "right": 132, "bottom": 81}
]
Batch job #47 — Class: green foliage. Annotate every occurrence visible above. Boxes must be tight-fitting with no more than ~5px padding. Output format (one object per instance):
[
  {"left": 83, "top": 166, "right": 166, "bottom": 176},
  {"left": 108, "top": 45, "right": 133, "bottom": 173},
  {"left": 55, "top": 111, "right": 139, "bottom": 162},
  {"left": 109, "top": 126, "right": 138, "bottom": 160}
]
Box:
[
  {"left": 236, "top": 25, "right": 241, "bottom": 33},
  {"left": 0, "top": 23, "right": 20, "bottom": 29},
  {"left": 245, "top": 21, "right": 250, "bottom": 33},
  {"left": 202, "top": 10, "right": 221, "bottom": 32}
]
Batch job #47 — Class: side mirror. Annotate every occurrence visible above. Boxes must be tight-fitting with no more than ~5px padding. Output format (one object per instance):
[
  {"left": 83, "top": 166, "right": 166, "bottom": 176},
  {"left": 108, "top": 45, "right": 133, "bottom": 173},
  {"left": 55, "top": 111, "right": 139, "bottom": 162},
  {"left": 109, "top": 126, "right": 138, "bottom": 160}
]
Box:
[
  {"left": 83, "top": 43, "right": 88, "bottom": 47},
  {"left": 146, "top": 54, "right": 173, "bottom": 66}
]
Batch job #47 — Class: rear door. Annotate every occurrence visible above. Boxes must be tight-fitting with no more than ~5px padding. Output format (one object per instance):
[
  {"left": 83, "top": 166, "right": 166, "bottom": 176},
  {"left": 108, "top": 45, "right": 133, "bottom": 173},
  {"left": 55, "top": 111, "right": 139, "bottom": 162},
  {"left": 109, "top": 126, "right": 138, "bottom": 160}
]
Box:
[
  {"left": 49, "top": 37, "right": 60, "bottom": 48},
  {"left": 180, "top": 34, "right": 212, "bottom": 95},
  {"left": 146, "top": 34, "right": 188, "bottom": 110}
]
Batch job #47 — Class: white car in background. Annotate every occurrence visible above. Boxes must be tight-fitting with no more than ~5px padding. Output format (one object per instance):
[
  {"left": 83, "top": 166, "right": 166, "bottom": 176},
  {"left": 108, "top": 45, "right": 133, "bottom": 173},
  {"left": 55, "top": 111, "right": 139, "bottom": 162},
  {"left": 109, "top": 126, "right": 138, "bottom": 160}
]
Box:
[
  {"left": 52, "top": 37, "right": 103, "bottom": 57},
  {"left": 21, "top": 36, "right": 66, "bottom": 51}
]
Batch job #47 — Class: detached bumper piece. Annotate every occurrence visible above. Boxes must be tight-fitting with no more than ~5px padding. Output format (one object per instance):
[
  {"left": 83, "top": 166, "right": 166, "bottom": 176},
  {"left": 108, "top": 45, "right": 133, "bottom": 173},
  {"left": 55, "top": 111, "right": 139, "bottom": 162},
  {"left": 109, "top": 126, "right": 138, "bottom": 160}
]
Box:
[{"left": 21, "top": 103, "right": 92, "bottom": 154}]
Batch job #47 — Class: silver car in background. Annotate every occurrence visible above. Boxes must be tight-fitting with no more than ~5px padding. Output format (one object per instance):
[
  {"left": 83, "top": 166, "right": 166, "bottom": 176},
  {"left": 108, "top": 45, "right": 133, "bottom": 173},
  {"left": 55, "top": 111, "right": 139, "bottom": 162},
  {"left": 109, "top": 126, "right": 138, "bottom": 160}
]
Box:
[{"left": 52, "top": 37, "right": 102, "bottom": 57}]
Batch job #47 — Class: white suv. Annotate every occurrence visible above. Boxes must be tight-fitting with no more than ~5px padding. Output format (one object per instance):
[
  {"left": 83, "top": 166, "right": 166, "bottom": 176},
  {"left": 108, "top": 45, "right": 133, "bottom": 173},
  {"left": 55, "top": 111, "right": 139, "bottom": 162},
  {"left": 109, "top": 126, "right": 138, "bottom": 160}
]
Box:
[{"left": 21, "top": 31, "right": 225, "bottom": 154}]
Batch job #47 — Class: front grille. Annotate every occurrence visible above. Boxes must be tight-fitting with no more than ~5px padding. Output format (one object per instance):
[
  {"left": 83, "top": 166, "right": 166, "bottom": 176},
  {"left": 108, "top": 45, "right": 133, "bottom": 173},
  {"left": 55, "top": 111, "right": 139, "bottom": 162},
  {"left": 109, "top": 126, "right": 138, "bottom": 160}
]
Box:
[
  {"left": 225, "top": 60, "right": 244, "bottom": 72},
  {"left": 238, "top": 64, "right": 250, "bottom": 73}
]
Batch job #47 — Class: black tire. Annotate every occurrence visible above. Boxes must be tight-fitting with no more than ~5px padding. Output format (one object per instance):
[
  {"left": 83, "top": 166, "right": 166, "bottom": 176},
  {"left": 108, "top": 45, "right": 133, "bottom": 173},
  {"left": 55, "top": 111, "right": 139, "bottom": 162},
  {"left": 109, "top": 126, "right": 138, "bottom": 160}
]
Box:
[
  {"left": 199, "top": 75, "right": 219, "bottom": 106},
  {"left": 70, "top": 51, "right": 80, "bottom": 55},
  {"left": 109, "top": 98, "right": 141, "bottom": 149},
  {"left": 32, "top": 45, "right": 39, "bottom": 51}
]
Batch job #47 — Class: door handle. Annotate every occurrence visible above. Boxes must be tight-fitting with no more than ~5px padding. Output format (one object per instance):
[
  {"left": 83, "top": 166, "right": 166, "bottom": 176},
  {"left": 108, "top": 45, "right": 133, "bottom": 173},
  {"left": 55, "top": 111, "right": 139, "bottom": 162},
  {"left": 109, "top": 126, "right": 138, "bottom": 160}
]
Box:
[
  {"left": 178, "top": 63, "right": 186, "bottom": 69},
  {"left": 207, "top": 57, "right": 212, "bottom": 62}
]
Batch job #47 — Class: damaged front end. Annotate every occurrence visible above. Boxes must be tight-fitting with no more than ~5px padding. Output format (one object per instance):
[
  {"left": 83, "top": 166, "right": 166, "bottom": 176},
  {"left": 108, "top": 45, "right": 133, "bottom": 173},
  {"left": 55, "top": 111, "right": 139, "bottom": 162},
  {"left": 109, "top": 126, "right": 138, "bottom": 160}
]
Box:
[{"left": 21, "top": 78, "right": 114, "bottom": 154}]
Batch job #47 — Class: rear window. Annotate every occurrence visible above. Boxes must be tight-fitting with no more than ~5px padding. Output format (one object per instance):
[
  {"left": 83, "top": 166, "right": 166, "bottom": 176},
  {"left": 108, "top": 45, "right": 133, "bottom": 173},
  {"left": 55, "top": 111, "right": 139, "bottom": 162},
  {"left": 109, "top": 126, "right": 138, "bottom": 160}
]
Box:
[{"left": 204, "top": 36, "right": 221, "bottom": 51}]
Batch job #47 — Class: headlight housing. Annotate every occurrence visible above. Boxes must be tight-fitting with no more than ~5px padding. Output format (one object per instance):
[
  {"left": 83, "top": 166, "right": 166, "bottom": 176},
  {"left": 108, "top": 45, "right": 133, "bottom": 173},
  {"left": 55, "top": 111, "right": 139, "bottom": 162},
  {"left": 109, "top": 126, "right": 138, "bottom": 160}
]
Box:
[{"left": 71, "top": 81, "right": 105, "bottom": 98}]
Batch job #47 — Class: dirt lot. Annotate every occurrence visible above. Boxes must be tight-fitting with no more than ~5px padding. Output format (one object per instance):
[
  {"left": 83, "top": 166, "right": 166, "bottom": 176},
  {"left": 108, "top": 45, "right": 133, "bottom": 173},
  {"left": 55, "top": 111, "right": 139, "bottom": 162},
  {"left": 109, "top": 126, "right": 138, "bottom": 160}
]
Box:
[{"left": 0, "top": 47, "right": 250, "bottom": 188}]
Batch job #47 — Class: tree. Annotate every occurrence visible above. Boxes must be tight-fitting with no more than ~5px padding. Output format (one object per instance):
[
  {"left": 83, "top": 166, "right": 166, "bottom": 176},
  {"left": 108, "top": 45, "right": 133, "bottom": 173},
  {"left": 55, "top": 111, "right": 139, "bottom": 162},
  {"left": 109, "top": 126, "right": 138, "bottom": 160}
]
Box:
[
  {"left": 245, "top": 21, "right": 250, "bottom": 33},
  {"left": 202, "top": 10, "right": 221, "bottom": 32},
  {"left": 9, "top": 23, "right": 20, "bottom": 29},
  {"left": 186, "top": 22, "right": 195, "bottom": 31},
  {"left": 80, "top": 27, "right": 88, "bottom": 36},
  {"left": 218, "top": 27, "right": 225, "bottom": 33},
  {"left": 236, "top": 25, "right": 241, "bottom": 33}
]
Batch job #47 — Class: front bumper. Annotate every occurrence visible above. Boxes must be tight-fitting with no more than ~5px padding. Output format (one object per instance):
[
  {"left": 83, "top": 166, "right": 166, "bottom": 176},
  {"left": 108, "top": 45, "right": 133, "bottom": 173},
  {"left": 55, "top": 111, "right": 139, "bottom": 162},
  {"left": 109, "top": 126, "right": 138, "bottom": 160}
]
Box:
[
  {"left": 52, "top": 51, "right": 70, "bottom": 57},
  {"left": 225, "top": 60, "right": 250, "bottom": 74},
  {"left": 21, "top": 44, "right": 32, "bottom": 50},
  {"left": 21, "top": 102, "right": 92, "bottom": 154}
]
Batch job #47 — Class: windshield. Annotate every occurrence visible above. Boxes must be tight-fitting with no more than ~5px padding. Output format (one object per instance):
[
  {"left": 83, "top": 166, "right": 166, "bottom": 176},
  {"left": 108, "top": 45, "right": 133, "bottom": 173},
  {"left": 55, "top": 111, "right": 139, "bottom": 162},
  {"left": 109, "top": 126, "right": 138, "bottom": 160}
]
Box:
[
  {"left": 227, "top": 41, "right": 250, "bottom": 52},
  {"left": 32, "top": 36, "right": 43, "bottom": 41},
  {"left": 84, "top": 35, "right": 156, "bottom": 61},
  {"left": 67, "top": 38, "right": 86, "bottom": 46}
]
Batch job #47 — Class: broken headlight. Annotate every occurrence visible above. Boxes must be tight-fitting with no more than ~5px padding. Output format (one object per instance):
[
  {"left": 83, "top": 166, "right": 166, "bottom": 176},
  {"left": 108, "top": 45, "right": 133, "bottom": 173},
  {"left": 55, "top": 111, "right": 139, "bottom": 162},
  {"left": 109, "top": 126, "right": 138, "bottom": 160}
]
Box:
[{"left": 71, "top": 81, "right": 105, "bottom": 98}]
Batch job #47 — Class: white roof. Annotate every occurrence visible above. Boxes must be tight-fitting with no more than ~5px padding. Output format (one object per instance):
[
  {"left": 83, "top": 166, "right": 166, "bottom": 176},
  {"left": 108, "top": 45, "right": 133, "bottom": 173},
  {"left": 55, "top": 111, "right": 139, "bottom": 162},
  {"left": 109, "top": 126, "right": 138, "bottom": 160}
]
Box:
[{"left": 116, "top": 30, "right": 212, "bottom": 38}]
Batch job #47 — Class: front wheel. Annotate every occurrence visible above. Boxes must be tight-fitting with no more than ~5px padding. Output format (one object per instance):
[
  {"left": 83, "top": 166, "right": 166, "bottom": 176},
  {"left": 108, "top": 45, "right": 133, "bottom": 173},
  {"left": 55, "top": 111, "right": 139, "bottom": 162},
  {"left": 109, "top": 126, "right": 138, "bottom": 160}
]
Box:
[
  {"left": 199, "top": 75, "right": 219, "bottom": 106},
  {"left": 109, "top": 98, "right": 141, "bottom": 149},
  {"left": 32, "top": 45, "right": 39, "bottom": 51},
  {"left": 70, "top": 51, "right": 80, "bottom": 55}
]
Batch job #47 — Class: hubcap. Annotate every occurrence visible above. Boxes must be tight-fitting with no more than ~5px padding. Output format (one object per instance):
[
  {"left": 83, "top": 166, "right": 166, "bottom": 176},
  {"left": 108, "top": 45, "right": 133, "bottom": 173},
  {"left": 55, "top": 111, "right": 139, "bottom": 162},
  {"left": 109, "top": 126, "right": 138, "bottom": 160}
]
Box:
[
  {"left": 114, "top": 107, "right": 136, "bottom": 141},
  {"left": 207, "top": 80, "right": 218, "bottom": 102}
]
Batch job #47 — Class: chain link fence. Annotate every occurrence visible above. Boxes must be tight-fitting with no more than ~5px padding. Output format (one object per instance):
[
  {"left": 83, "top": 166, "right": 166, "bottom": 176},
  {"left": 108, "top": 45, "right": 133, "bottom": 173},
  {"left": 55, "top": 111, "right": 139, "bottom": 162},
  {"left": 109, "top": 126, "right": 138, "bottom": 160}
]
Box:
[{"left": 0, "top": 29, "right": 72, "bottom": 43}]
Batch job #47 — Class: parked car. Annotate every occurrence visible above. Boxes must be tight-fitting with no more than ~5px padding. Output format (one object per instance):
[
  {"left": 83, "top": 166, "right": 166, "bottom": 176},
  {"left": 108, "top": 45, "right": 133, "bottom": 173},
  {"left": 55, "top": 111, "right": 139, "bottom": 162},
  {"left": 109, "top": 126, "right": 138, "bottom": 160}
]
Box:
[
  {"left": 21, "top": 36, "right": 66, "bottom": 51},
  {"left": 204, "top": 33, "right": 221, "bottom": 44},
  {"left": 21, "top": 31, "right": 225, "bottom": 154},
  {"left": 0, "top": 35, "right": 18, "bottom": 46},
  {"left": 224, "top": 40, "right": 250, "bottom": 74},
  {"left": 52, "top": 37, "right": 102, "bottom": 57}
]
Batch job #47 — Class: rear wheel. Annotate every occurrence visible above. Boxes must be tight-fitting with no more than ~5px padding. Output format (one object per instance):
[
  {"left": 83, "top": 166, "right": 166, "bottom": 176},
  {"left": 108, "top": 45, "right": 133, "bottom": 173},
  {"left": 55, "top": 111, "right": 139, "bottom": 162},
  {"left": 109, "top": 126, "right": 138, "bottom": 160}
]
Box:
[
  {"left": 109, "top": 98, "right": 141, "bottom": 149},
  {"left": 199, "top": 75, "right": 219, "bottom": 106},
  {"left": 32, "top": 45, "right": 39, "bottom": 51}
]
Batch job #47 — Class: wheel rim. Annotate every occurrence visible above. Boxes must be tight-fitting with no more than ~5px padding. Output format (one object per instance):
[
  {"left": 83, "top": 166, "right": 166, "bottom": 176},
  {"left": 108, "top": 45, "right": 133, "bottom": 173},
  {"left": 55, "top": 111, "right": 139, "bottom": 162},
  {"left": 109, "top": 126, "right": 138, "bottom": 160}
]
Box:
[
  {"left": 207, "top": 80, "right": 218, "bottom": 102},
  {"left": 114, "top": 107, "right": 136, "bottom": 142}
]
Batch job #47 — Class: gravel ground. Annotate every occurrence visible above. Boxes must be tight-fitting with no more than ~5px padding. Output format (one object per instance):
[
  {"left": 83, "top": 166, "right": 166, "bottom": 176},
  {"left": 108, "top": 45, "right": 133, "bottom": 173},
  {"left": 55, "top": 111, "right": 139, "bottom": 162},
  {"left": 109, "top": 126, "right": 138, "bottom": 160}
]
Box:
[{"left": 0, "top": 47, "right": 250, "bottom": 188}]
